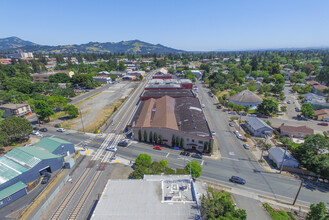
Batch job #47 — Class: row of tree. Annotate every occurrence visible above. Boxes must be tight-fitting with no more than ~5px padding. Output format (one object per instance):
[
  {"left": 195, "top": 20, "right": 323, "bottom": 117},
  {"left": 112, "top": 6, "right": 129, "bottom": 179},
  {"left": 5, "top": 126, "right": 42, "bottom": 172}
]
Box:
[{"left": 129, "top": 154, "right": 202, "bottom": 179}]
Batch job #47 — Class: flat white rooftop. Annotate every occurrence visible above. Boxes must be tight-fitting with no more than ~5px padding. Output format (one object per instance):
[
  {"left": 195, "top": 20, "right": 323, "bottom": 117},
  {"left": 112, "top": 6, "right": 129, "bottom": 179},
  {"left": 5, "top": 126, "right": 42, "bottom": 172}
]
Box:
[{"left": 91, "top": 175, "right": 205, "bottom": 220}]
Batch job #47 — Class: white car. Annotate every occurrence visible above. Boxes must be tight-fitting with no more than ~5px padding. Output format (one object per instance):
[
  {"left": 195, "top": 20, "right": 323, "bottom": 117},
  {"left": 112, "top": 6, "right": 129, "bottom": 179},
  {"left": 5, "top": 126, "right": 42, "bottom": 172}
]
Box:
[
  {"left": 201, "top": 104, "right": 205, "bottom": 108},
  {"left": 106, "top": 146, "right": 117, "bottom": 152},
  {"left": 211, "top": 130, "right": 216, "bottom": 136},
  {"left": 32, "top": 130, "right": 40, "bottom": 135},
  {"left": 57, "top": 128, "right": 66, "bottom": 132}
]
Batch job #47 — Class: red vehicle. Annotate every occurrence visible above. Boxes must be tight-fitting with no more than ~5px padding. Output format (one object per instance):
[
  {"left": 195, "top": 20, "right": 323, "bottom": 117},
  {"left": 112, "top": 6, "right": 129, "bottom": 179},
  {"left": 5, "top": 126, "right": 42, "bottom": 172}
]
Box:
[
  {"left": 317, "top": 122, "right": 329, "bottom": 126},
  {"left": 153, "top": 145, "right": 162, "bottom": 150}
]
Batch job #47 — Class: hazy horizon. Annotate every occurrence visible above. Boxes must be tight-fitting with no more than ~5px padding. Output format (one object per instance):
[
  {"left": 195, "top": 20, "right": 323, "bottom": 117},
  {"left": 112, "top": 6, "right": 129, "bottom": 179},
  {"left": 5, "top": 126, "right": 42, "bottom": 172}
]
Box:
[{"left": 1, "top": 0, "right": 329, "bottom": 51}]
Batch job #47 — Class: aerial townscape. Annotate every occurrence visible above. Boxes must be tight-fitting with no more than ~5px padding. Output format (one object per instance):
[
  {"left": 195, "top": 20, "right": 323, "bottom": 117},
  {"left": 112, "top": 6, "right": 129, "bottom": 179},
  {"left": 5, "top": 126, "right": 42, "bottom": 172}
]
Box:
[{"left": 1, "top": 1, "right": 329, "bottom": 220}]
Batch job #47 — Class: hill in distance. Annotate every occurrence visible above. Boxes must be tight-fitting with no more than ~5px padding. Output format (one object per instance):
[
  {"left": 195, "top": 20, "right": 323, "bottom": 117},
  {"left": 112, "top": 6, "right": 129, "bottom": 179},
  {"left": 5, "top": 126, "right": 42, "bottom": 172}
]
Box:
[
  {"left": 0, "top": 37, "right": 184, "bottom": 54},
  {"left": 0, "top": 37, "right": 37, "bottom": 50}
]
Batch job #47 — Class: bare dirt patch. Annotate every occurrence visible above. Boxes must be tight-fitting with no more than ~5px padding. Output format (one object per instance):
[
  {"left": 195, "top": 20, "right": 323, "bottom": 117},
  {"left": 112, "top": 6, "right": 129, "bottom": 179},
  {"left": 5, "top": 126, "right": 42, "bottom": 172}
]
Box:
[{"left": 109, "top": 164, "right": 133, "bottom": 179}]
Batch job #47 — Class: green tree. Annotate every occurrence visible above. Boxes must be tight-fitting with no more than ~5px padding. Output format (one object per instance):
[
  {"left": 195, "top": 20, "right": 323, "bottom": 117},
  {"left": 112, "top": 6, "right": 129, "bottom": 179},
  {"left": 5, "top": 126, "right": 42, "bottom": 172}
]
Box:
[
  {"left": 143, "top": 130, "right": 147, "bottom": 142},
  {"left": 0, "top": 117, "right": 32, "bottom": 142},
  {"left": 138, "top": 129, "right": 142, "bottom": 141},
  {"left": 154, "top": 132, "right": 158, "bottom": 144},
  {"left": 306, "top": 202, "right": 329, "bottom": 220},
  {"left": 160, "top": 159, "right": 168, "bottom": 168},
  {"left": 301, "top": 103, "right": 314, "bottom": 118},
  {"left": 185, "top": 161, "right": 202, "bottom": 178},
  {"left": 158, "top": 135, "right": 162, "bottom": 144},
  {"left": 33, "top": 100, "right": 54, "bottom": 120},
  {"left": 257, "top": 98, "right": 278, "bottom": 116},
  {"left": 135, "top": 154, "right": 152, "bottom": 167},
  {"left": 180, "top": 137, "right": 184, "bottom": 148},
  {"left": 149, "top": 131, "right": 153, "bottom": 143},
  {"left": 296, "top": 134, "right": 329, "bottom": 178},
  {"left": 47, "top": 95, "right": 68, "bottom": 110},
  {"left": 176, "top": 136, "right": 179, "bottom": 147},
  {"left": 172, "top": 135, "right": 176, "bottom": 147},
  {"left": 0, "top": 131, "right": 9, "bottom": 147},
  {"left": 3, "top": 77, "right": 32, "bottom": 94},
  {"left": 317, "top": 66, "right": 329, "bottom": 86},
  {"left": 250, "top": 55, "right": 258, "bottom": 71},
  {"left": 201, "top": 188, "right": 247, "bottom": 220},
  {"left": 118, "top": 61, "right": 126, "bottom": 71},
  {"left": 64, "top": 105, "right": 79, "bottom": 118},
  {"left": 48, "top": 73, "right": 71, "bottom": 83}
]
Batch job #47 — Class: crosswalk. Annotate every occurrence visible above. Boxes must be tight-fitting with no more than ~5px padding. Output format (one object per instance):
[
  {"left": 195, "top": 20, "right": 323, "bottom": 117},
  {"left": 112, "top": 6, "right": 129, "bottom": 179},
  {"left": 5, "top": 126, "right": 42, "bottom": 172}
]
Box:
[{"left": 90, "top": 133, "right": 123, "bottom": 163}]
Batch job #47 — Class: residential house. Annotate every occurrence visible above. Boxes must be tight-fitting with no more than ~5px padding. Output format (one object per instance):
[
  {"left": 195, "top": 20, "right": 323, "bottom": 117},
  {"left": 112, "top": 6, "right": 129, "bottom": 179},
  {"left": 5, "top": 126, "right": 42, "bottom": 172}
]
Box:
[
  {"left": 0, "top": 103, "right": 32, "bottom": 118},
  {"left": 304, "top": 93, "right": 329, "bottom": 110},
  {"left": 312, "top": 84, "right": 328, "bottom": 95},
  {"left": 268, "top": 147, "right": 299, "bottom": 169},
  {"left": 245, "top": 117, "right": 273, "bottom": 137},
  {"left": 314, "top": 109, "right": 329, "bottom": 121},
  {"left": 228, "top": 90, "right": 262, "bottom": 109},
  {"left": 280, "top": 125, "right": 314, "bottom": 138}
]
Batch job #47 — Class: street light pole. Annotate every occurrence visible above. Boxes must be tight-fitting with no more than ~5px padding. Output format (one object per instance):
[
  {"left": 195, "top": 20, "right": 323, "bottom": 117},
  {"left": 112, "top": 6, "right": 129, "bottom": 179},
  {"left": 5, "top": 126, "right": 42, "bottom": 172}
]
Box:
[
  {"left": 79, "top": 109, "right": 85, "bottom": 134},
  {"left": 293, "top": 179, "right": 303, "bottom": 206}
]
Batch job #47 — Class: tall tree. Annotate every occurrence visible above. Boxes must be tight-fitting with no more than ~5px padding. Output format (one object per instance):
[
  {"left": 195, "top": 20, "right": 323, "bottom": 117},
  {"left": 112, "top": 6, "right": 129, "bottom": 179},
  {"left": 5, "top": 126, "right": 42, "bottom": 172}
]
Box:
[
  {"left": 306, "top": 202, "right": 329, "bottom": 220},
  {"left": 0, "top": 117, "right": 32, "bottom": 142},
  {"left": 301, "top": 103, "right": 314, "bottom": 118},
  {"left": 250, "top": 55, "right": 258, "bottom": 71},
  {"left": 256, "top": 99, "right": 278, "bottom": 115}
]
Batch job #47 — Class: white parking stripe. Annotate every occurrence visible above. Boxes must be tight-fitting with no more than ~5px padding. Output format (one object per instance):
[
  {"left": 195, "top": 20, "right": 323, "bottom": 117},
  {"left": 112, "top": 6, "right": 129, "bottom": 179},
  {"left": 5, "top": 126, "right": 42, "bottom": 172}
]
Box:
[
  {"left": 166, "top": 153, "right": 170, "bottom": 158},
  {"left": 201, "top": 160, "right": 204, "bottom": 166}
]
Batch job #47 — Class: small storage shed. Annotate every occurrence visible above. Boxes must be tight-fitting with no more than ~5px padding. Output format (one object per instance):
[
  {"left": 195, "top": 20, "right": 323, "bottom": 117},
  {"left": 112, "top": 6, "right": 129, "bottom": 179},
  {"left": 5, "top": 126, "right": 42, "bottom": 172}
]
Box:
[{"left": 268, "top": 147, "right": 299, "bottom": 169}]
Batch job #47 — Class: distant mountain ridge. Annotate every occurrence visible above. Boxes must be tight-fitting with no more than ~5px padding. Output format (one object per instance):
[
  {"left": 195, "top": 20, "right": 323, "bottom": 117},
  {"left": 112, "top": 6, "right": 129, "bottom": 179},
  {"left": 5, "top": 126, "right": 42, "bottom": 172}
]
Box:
[
  {"left": 0, "top": 37, "right": 37, "bottom": 50},
  {"left": 0, "top": 37, "right": 184, "bottom": 54}
]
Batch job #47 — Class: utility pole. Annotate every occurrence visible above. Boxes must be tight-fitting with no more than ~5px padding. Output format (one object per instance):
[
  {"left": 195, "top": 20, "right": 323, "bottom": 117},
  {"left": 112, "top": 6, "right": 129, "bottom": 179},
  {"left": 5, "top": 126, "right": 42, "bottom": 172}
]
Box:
[
  {"left": 79, "top": 109, "right": 85, "bottom": 134},
  {"left": 279, "top": 144, "right": 288, "bottom": 174},
  {"left": 293, "top": 179, "right": 303, "bottom": 205}
]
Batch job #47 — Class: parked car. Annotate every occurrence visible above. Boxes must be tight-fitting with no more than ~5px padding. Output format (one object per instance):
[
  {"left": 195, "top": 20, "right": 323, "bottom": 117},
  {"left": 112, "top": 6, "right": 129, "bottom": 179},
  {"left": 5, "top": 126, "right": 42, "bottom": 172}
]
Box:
[
  {"left": 57, "top": 128, "right": 65, "bottom": 132},
  {"left": 211, "top": 130, "right": 216, "bottom": 136},
  {"left": 106, "top": 146, "right": 117, "bottom": 152},
  {"left": 31, "top": 130, "right": 40, "bottom": 135},
  {"left": 229, "top": 111, "right": 237, "bottom": 115},
  {"left": 229, "top": 176, "right": 246, "bottom": 185},
  {"left": 201, "top": 104, "right": 205, "bottom": 108},
  {"left": 243, "top": 143, "right": 250, "bottom": 150},
  {"left": 217, "top": 105, "right": 222, "bottom": 109},
  {"left": 229, "top": 123, "right": 235, "bottom": 127},
  {"left": 180, "top": 151, "right": 190, "bottom": 156},
  {"left": 33, "top": 126, "right": 39, "bottom": 131},
  {"left": 39, "top": 128, "right": 48, "bottom": 132},
  {"left": 295, "top": 107, "right": 300, "bottom": 112},
  {"left": 240, "top": 112, "right": 247, "bottom": 116},
  {"left": 153, "top": 145, "right": 162, "bottom": 150},
  {"left": 117, "top": 140, "right": 128, "bottom": 147},
  {"left": 287, "top": 100, "right": 291, "bottom": 104},
  {"left": 191, "top": 154, "right": 202, "bottom": 159},
  {"left": 318, "top": 122, "right": 329, "bottom": 126},
  {"left": 173, "top": 146, "right": 180, "bottom": 150},
  {"left": 41, "top": 173, "right": 51, "bottom": 184},
  {"left": 249, "top": 114, "right": 257, "bottom": 117},
  {"left": 233, "top": 130, "right": 239, "bottom": 135}
]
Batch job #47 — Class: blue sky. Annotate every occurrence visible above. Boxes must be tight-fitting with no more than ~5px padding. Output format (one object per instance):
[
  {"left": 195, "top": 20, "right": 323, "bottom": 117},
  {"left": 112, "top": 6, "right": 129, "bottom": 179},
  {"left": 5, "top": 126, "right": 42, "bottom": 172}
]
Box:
[{"left": 1, "top": 0, "right": 329, "bottom": 51}]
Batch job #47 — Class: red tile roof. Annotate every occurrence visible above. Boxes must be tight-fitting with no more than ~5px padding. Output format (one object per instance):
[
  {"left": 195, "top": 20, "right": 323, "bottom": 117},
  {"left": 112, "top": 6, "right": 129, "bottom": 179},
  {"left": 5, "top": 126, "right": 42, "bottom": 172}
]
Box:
[
  {"left": 314, "top": 109, "right": 329, "bottom": 116},
  {"left": 280, "top": 125, "right": 314, "bottom": 135}
]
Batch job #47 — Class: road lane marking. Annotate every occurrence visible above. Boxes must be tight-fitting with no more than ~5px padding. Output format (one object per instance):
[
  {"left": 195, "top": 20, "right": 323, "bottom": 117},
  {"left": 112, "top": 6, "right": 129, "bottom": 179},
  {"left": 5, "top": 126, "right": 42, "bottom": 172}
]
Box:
[
  {"left": 166, "top": 153, "right": 170, "bottom": 158},
  {"left": 221, "top": 157, "right": 239, "bottom": 161},
  {"left": 201, "top": 160, "right": 204, "bottom": 166},
  {"left": 229, "top": 152, "right": 235, "bottom": 156},
  {"left": 86, "top": 150, "right": 90, "bottom": 155}
]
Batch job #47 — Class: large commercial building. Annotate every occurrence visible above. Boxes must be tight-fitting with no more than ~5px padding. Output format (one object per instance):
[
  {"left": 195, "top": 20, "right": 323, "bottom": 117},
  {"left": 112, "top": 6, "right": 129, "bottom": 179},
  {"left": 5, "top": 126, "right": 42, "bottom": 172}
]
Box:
[
  {"left": 0, "top": 137, "right": 74, "bottom": 208},
  {"left": 145, "top": 78, "right": 193, "bottom": 90},
  {"left": 130, "top": 90, "right": 212, "bottom": 152},
  {"left": 91, "top": 175, "right": 206, "bottom": 220}
]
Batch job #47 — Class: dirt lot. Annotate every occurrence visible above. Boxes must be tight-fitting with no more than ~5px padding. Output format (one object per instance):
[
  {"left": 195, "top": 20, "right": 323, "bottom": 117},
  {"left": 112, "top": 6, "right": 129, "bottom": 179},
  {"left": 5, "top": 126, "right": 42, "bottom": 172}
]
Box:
[
  {"left": 108, "top": 164, "right": 133, "bottom": 179},
  {"left": 52, "top": 81, "right": 138, "bottom": 132}
]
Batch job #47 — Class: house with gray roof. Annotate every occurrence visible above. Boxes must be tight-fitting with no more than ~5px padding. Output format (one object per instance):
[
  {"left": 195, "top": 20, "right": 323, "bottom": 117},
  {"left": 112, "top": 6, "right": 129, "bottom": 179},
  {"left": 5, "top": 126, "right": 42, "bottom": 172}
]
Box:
[
  {"left": 228, "top": 90, "right": 262, "bottom": 109},
  {"left": 268, "top": 147, "right": 299, "bottom": 169},
  {"left": 245, "top": 117, "right": 273, "bottom": 137}
]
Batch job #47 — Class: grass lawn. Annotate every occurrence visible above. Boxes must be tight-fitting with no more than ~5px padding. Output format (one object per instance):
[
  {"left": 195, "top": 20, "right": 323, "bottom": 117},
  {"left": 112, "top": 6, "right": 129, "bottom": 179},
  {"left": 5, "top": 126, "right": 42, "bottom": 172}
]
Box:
[
  {"left": 248, "top": 109, "right": 257, "bottom": 114},
  {"left": 263, "top": 203, "right": 296, "bottom": 220},
  {"left": 49, "top": 111, "right": 67, "bottom": 121}
]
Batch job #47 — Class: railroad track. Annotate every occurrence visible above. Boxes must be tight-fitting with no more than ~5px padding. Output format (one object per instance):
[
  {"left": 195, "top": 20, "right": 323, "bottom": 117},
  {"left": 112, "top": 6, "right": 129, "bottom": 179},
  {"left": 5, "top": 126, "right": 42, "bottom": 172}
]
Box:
[{"left": 49, "top": 166, "right": 93, "bottom": 220}]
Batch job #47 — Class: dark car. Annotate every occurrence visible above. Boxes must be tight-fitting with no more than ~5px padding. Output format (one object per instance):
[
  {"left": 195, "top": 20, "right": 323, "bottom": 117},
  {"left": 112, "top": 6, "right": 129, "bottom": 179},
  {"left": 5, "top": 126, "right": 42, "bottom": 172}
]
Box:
[
  {"left": 318, "top": 122, "right": 329, "bottom": 126},
  {"left": 216, "top": 105, "right": 222, "bottom": 109},
  {"left": 191, "top": 154, "right": 202, "bottom": 159},
  {"left": 180, "top": 151, "right": 190, "bottom": 156},
  {"left": 39, "top": 128, "right": 48, "bottom": 132},
  {"left": 117, "top": 140, "right": 128, "bottom": 147},
  {"left": 33, "top": 126, "right": 39, "bottom": 131},
  {"left": 41, "top": 173, "right": 51, "bottom": 184},
  {"left": 229, "top": 176, "right": 246, "bottom": 184},
  {"left": 240, "top": 112, "right": 247, "bottom": 116}
]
